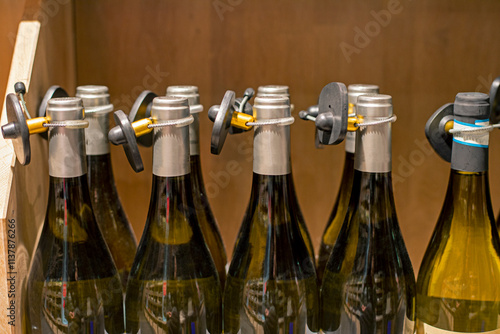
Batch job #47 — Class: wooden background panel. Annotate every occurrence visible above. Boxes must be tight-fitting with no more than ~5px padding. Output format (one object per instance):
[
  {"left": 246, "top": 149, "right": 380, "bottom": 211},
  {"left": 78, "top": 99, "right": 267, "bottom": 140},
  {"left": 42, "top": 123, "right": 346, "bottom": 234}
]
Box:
[
  {"left": 0, "top": 0, "right": 26, "bottom": 108},
  {"left": 73, "top": 0, "right": 500, "bottom": 272}
]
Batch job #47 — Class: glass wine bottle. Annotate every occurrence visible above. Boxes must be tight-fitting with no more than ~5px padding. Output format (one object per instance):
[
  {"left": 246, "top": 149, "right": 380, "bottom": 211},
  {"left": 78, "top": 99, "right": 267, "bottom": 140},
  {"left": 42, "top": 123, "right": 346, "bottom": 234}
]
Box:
[
  {"left": 77, "top": 85, "right": 137, "bottom": 289},
  {"left": 125, "top": 96, "right": 222, "bottom": 334},
  {"left": 320, "top": 94, "right": 415, "bottom": 334},
  {"left": 224, "top": 95, "right": 319, "bottom": 334},
  {"left": 166, "top": 85, "right": 227, "bottom": 289},
  {"left": 416, "top": 92, "right": 500, "bottom": 333},
  {"left": 256, "top": 85, "right": 315, "bottom": 261},
  {"left": 26, "top": 97, "right": 124, "bottom": 333},
  {"left": 316, "top": 84, "right": 379, "bottom": 282}
]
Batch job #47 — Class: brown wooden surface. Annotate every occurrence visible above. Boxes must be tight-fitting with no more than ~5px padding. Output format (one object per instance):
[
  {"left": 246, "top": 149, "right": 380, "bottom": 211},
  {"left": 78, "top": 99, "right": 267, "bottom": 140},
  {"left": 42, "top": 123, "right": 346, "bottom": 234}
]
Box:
[
  {"left": 72, "top": 0, "right": 500, "bottom": 272},
  {"left": 0, "top": 1, "right": 76, "bottom": 331},
  {"left": 2, "top": 1, "right": 500, "bottom": 283}
]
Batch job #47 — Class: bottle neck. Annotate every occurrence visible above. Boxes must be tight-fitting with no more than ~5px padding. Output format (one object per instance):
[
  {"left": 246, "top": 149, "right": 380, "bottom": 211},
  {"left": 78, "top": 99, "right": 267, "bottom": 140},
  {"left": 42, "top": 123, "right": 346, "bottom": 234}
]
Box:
[
  {"left": 450, "top": 116, "right": 489, "bottom": 172},
  {"left": 249, "top": 173, "right": 295, "bottom": 225},
  {"left": 253, "top": 124, "right": 291, "bottom": 175},
  {"left": 46, "top": 175, "right": 94, "bottom": 242},
  {"left": 350, "top": 170, "right": 397, "bottom": 227},
  {"left": 87, "top": 154, "right": 116, "bottom": 193},
  {"left": 354, "top": 121, "right": 391, "bottom": 173},
  {"left": 337, "top": 152, "right": 355, "bottom": 197},
  {"left": 189, "top": 113, "right": 200, "bottom": 156},
  {"left": 190, "top": 155, "right": 209, "bottom": 210},
  {"left": 85, "top": 113, "right": 110, "bottom": 155},
  {"left": 146, "top": 174, "right": 199, "bottom": 244},
  {"left": 442, "top": 169, "right": 494, "bottom": 227},
  {"left": 49, "top": 127, "right": 86, "bottom": 178}
]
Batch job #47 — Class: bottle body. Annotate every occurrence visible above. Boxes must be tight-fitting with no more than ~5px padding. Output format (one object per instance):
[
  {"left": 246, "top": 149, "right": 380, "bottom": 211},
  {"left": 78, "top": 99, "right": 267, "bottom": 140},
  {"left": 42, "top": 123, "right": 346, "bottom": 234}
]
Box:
[
  {"left": 224, "top": 173, "right": 319, "bottom": 334},
  {"left": 27, "top": 176, "right": 124, "bottom": 333},
  {"left": 416, "top": 171, "right": 500, "bottom": 333},
  {"left": 87, "top": 154, "right": 137, "bottom": 289},
  {"left": 320, "top": 171, "right": 415, "bottom": 334},
  {"left": 125, "top": 175, "right": 222, "bottom": 334},
  {"left": 320, "top": 94, "right": 415, "bottom": 333},
  {"left": 416, "top": 92, "right": 500, "bottom": 333},
  {"left": 317, "top": 152, "right": 354, "bottom": 282},
  {"left": 190, "top": 155, "right": 227, "bottom": 288}
]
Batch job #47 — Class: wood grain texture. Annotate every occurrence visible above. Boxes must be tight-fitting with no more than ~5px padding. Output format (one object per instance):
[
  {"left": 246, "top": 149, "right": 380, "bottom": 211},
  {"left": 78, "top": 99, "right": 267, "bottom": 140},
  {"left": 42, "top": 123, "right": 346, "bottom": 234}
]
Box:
[{"left": 71, "top": 0, "right": 500, "bottom": 273}]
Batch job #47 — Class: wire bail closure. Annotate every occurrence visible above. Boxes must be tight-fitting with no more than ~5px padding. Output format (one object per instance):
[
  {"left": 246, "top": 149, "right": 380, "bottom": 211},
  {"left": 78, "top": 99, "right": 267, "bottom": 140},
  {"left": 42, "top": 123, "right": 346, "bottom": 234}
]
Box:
[
  {"left": 147, "top": 115, "right": 194, "bottom": 128},
  {"left": 354, "top": 115, "right": 397, "bottom": 128},
  {"left": 246, "top": 116, "right": 295, "bottom": 127},
  {"left": 448, "top": 122, "right": 500, "bottom": 134},
  {"left": 43, "top": 120, "right": 89, "bottom": 129}
]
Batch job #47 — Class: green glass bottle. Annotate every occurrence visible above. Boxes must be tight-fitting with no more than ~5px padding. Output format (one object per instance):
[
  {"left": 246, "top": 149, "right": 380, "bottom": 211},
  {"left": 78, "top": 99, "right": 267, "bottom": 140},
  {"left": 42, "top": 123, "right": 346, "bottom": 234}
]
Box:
[
  {"left": 316, "top": 84, "right": 379, "bottom": 282},
  {"left": 26, "top": 97, "right": 124, "bottom": 333},
  {"left": 320, "top": 94, "right": 415, "bottom": 334},
  {"left": 77, "top": 85, "right": 137, "bottom": 289},
  {"left": 256, "top": 85, "right": 315, "bottom": 261},
  {"left": 125, "top": 97, "right": 222, "bottom": 334},
  {"left": 224, "top": 95, "right": 319, "bottom": 334},
  {"left": 166, "top": 86, "right": 227, "bottom": 289},
  {"left": 417, "top": 93, "right": 500, "bottom": 333}
]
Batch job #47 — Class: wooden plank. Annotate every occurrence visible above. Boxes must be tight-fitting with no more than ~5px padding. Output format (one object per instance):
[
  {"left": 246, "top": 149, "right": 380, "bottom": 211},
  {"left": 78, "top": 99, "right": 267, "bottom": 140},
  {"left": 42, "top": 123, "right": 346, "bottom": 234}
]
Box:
[
  {"left": 0, "top": 21, "right": 41, "bottom": 333},
  {"left": 74, "top": 0, "right": 500, "bottom": 272},
  {"left": 0, "top": 0, "right": 76, "bottom": 331}
]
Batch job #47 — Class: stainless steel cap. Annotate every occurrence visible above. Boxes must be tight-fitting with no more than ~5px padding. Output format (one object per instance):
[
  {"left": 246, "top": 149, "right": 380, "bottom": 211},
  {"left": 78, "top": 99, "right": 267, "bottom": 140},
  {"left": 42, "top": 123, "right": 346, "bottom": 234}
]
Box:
[
  {"left": 257, "top": 85, "right": 290, "bottom": 97},
  {"left": 76, "top": 85, "right": 110, "bottom": 107},
  {"left": 151, "top": 96, "right": 191, "bottom": 177},
  {"left": 166, "top": 85, "right": 200, "bottom": 106},
  {"left": 151, "top": 96, "right": 190, "bottom": 120},
  {"left": 348, "top": 84, "right": 380, "bottom": 105},
  {"left": 46, "top": 97, "right": 84, "bottom": 121},
  {"left": 357, "top": 94, "right": 392, "bottom": 117},
  {"left": 254, "top": 95, "right": 290, "bottom": 118}
]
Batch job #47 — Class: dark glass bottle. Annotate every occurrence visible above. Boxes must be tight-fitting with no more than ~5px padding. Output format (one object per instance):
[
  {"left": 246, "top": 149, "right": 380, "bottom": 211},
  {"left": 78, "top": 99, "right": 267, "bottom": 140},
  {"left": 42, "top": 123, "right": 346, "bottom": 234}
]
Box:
[
  {"left": 417, "top": 93, "right": 500, "bottom": 333},
  {"left": 320, "top": 94, "right": 415, "bottom": 334},
  {"left": 166, "top": 86, "right": 227, "bottom": 288},
  {"left": 224, "top": 95, "right": 319, "bottom": 334},
  {"left": 317, "top": 84, "right": 378, "bottom": 282},
  {"left": 77, "top": 85, "right": 137, "bottom": 289},
  {"left": 27, "top": 97, "right": 124, "bottom": 333},
  {"left": 256, "top": 85, "right": 315, "bottom": 261},
  {"left": 125, "top": 96, "right": 222, "bottom": 334}
]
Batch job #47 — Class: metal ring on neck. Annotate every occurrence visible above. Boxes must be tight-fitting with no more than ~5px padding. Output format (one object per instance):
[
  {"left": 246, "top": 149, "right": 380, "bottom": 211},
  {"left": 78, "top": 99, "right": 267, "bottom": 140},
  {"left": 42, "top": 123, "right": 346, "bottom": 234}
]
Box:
[
  {"left": 355, "top": 115, "right": 397, "bottom": 128},
  {"left": 43, "top": 120, "right": 89, "bottom": 129},
  {"left": 246, "top": 116, "right": 295, "bottom": 127},
  {"left": 148, "top": 115, "right": 194, "bottom": 128},
  {"left": 449, "top": 123, "right": 500, "bottom": 134}
]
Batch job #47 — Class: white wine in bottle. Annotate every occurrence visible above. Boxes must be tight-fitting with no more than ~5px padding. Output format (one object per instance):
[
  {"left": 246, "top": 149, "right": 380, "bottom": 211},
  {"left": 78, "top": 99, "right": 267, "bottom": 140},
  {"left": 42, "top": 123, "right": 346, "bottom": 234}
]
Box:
[
  {"left": 320, "top": 94, "right": 415, "bottom": 334},
  {"left": 77, "top": 85, "right": 137, "bottom": 289},
  {"left": 124, "top": 97, "right": 222, "bottom": 334},
  {"left": 316, "top": 84, "right": 379, "bottom": 282},
  {"left": 256, "top": 85, "right": 315, "bottom": 261},
  {"left": 166, "top": 86, "right": 228, "bottom": 289},
  {"left": 417, "top": 93, "right": 500, "bottom": 333},
  {"left": 26, "top": 98, "right": 124, "bottom": 333},
  {"left": 223, "top": 95, "right": 319, "bottom": 334}
]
